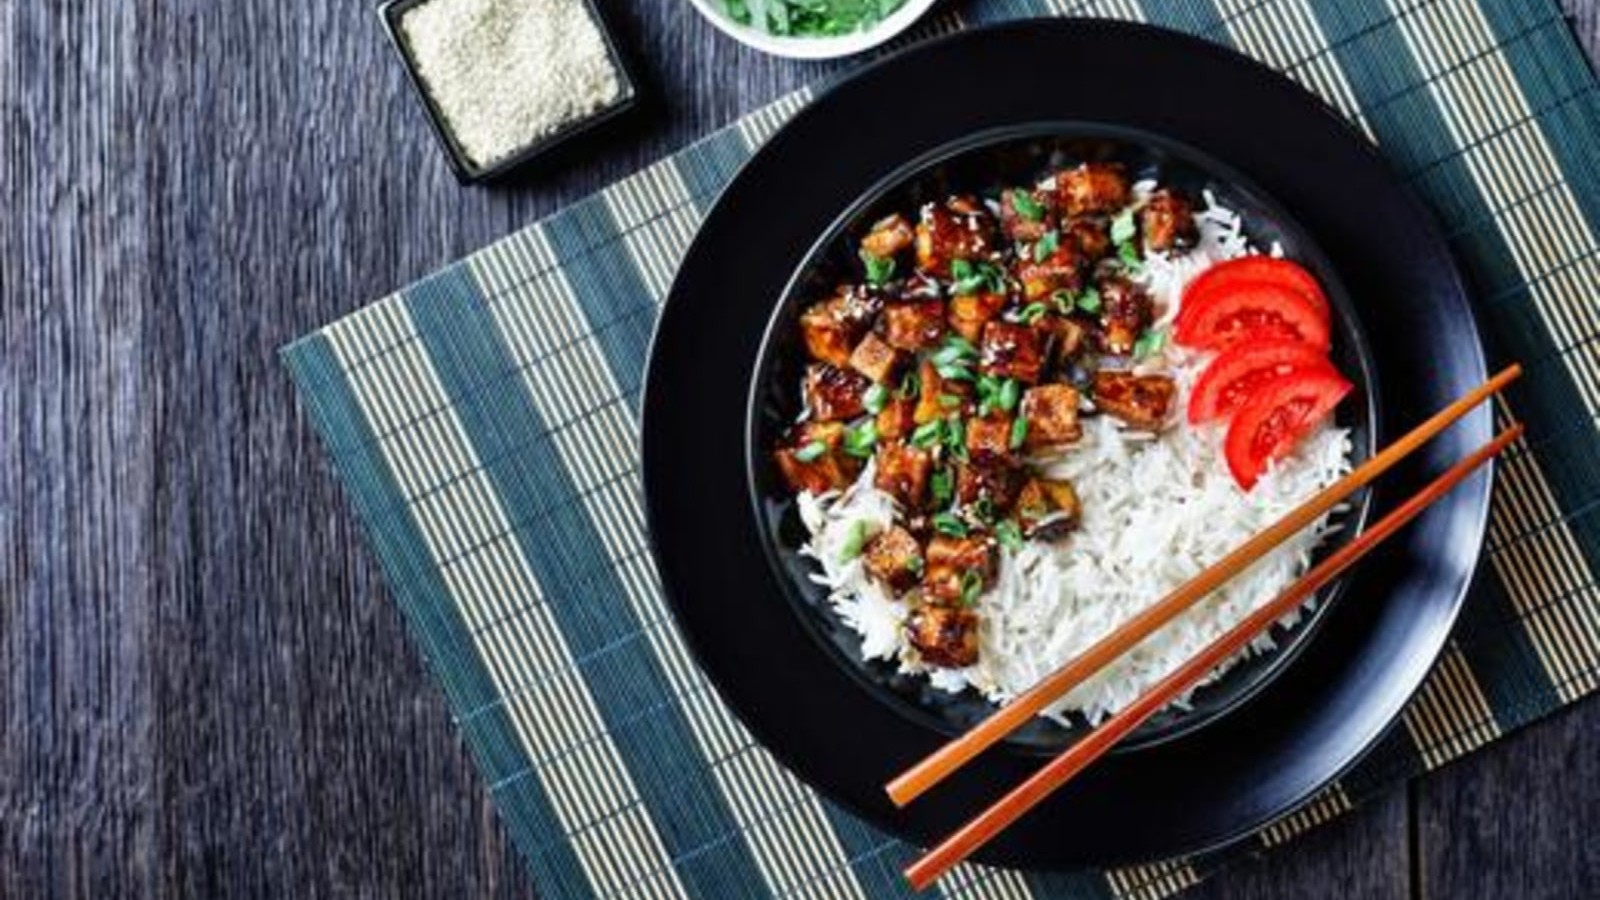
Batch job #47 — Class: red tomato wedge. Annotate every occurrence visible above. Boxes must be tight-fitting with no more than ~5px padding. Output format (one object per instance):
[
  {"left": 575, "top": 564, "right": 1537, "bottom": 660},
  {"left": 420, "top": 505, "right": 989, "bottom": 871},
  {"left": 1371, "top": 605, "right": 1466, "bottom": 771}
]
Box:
[
  {"left": 1174, "top": 281, "right": 1331, "bottom": 351},
  {"left": 1225, "top": 369, "right": 1353, "bottom": 490},
  {"left": 1176, "top": 256, "right": 1329, "bottom": 333},
  {"left": 1188, "top": 339, "right": 1341, "bottom": 424}
]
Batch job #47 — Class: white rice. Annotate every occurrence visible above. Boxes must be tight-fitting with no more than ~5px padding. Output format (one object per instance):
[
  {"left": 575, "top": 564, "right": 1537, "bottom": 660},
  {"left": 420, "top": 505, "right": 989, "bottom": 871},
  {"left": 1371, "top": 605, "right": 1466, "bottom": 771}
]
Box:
[{"left": 797, "top": 186, "right": 1352, "bottom": 724}]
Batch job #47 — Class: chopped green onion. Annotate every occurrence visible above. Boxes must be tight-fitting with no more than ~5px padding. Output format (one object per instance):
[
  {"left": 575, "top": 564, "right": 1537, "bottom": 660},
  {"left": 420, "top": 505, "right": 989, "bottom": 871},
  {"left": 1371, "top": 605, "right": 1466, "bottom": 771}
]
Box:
[
  {"left": 995, "top": 519, "right": 1024, "bottom": 553},
  {"left": 1077, "top": 286, "right": 1102, "bottom": 314},
  {"left": 943, "top": 417, "right": 967, "bottom": 459},
  {"left": 1009, "top": 416, "right": 1029, "bottom": 450},
  {"left": 860, "top": 250, "right": 896, "bottom": 286},
  {"left": 937, "top": 393, "right": 963, "bottom": 409},
  {"left": 941, "top": 333, "right": 978, "bottom": 356},
  {"left": 1050, "top": 290, "right": 1076, "bottom": 315},
  {"left": 949, "top": 258, "right": 974, "bottom": 281},
  {"left": 931, "top": 345, "right": 968, "bottom": 368},
  {"left": 933, "top": 512, "right": 969, "bottom": 538},
  {"left": 959, "top": 569, "right": 984, "bottom": 606},
  {"left": 910, "top": 420, "right": 943, "bottom": 448},
  {"left": 838, "top": 520, "right": 870, "bottom": 563},
  {"left": 1032, "top": 229, "right": 1060, "bottom": 263},
  {"left": 1110, "top": 208, "right": 1138, "bottom": 244},
  {"left": 972, "top": 495, "right": 996, "bottom": 524},
  {"left": 898, "top": 370, "right": 920, "bottom": 399},
  {"left": 863, "top": 383, "right": 888, "bottom": 414},
  {"left": 930, "top": 468, "right": 954, "bottom": 508},
  {"left": 794, "top": 440, "right": 827, "bottom": 462},
  {"left": 904, "top": 555, "right": 925, "bottom": 577},
  {"left": 998, "top": 378, "right": 1021, "bottom": 413},
  {"left": 1118, "top": 241, "right": 1142, "bottom": 271},
  {"left": 1133, "top": 328, "right": 1168, "bottom": 360},
  {"left": 843, "top": 420, "right": 877, "bottom": 458},
  {"left": 1019, "top": 302, "right": 1049, "bottom": 324},
  {"left": 1011, "top": 189, "right": 1045, "bottom": 221},
  {"left": 935, "top": 363, "right": 973, "bottom": 382}
]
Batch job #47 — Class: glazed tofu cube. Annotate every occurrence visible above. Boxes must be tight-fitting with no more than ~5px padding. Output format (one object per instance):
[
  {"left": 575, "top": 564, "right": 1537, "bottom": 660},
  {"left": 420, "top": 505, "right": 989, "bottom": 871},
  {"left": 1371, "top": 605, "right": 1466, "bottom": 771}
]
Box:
[
  {"left": 774, "top": 422, "right": 860, "bottom": 494},
  {"left": 1019, "top": 384, "right": 1082, "bottom": 449},
  {"left": 964, "top": 415, "right": 1017, "bottom": 465},
  {"left": 1092, "top": 371, "right": 1176, "bottom": 431},
  {"left": 799, "top": 285, "right": 880, "bottom": 367},
  {"left": 848, "top": 332, "right": 905, "bottom": 384},
  {"left": 978, "top": 320, "right": 1047, "bottom": 384},
  {"left": 1097, "top": 275, "right": 1153, "bottom": 356},
  {"left": 1016, "top": 240, "right": 1085, "bottom": 301},
  {"left": 998, "top": 187, "right": 1055, "bottom": 242},
  {"left": 914, "top": 358, "right": 973, "bottom": 424},
  {"left": 947, "top": 291, "right": 1007, "bottom": 344},
  {"left": 881, "top": 297, "right": 947, "bottom": 351},
  {"left": 804, "top": 363, "right": 870, "bottom": 421},
  {"left": 861, "top": 212, "right": 915, "bottom": 261},
  {"left": 863, "top": 526, "right": 925, "bottom": 593},
  {"left": 914, "top": 196, "right": 998, "bottom": 277},
  {"left": 1015, "top": 478, "right": 1082, "bottom": 539},
  {"left": 875, "top": 394, "right": 918, "bottom": 442},
  {"left": 875, "top": 443, "right": 933, "bottom": 509},
  {"left": 1065, "top": 217, "right": 1111, "bottom": 261},
  {"left": 1140, "top": 189, "right": 1197, "bottom": 252},
  {"left": 923, "top": 534, "right": 998, "bottom": 605},
  {"left": 955, "top": 460, "right": 1025, "bottom": 513},
  {"left": 1056, "top": 162, "right": 1131, "bottom": 216},
  {"left": 906, "top": 603, "right": 981, "bottom": 668}
]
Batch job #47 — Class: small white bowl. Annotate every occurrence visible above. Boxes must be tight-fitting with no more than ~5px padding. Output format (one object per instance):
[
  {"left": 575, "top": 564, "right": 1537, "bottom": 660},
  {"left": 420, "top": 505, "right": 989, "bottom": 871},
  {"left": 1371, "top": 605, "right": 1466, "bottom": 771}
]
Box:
[{"left": 687, "top": 0, "right": 942, "bottom": 60}]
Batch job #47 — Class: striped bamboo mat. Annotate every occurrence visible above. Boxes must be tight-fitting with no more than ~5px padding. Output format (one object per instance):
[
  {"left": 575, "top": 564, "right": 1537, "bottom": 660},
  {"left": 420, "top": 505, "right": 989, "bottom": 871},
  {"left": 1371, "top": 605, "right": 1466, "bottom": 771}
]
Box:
[{"left": 282, "top": 1, "right": 1600, "bottom": 897}]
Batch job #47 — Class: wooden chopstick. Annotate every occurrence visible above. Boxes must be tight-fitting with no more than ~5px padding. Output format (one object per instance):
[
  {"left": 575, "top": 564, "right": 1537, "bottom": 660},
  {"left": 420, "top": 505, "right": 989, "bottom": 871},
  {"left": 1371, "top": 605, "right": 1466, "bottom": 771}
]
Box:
[
  {"left": 904, "top": 422, "right": 1524, "bottom": 891},
  {"left": 886, "top": 364, "right": 1522, "bottom": 809}
]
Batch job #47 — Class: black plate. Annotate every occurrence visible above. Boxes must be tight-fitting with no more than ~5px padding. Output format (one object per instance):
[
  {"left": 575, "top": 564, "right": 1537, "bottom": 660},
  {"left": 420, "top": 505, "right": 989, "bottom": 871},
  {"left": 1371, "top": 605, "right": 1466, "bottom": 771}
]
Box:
[
  {"left": 643, "top": 20, "right": 1491, "bottom": 869},
  {"left": 745, "top": 123, "right": 1381, "bottom": 754}
]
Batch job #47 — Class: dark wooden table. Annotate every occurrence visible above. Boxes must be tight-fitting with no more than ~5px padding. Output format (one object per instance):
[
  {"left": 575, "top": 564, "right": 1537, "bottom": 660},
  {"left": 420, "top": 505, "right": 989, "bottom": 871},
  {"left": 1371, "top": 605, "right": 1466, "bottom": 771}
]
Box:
[{"left": 3, "top": 2, "right": 1597, "bottom": 897}]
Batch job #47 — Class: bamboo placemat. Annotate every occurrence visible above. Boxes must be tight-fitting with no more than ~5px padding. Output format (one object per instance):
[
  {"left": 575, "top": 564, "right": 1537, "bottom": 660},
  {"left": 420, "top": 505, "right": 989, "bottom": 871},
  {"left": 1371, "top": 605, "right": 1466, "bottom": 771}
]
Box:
[{"left": 282, "top": 1, "right": 1600, "bottom": 897}]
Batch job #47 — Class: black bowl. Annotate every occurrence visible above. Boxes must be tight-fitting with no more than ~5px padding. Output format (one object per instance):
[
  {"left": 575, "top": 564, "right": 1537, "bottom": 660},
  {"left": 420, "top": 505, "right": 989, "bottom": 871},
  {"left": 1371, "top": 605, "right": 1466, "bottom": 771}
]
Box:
[{"left": 746, "top": 123, "right": 1381, "bottom": 755}]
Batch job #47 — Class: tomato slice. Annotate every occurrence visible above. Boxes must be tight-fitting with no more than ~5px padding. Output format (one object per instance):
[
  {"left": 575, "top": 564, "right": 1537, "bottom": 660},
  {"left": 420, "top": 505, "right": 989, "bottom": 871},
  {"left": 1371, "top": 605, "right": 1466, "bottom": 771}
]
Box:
[
  {"left": 1176, "top": 256, "right": 1330, "bottom": 333},
  {"left": 1174, "top": 281, "right": 1331, "bottom": 351},
  {"left": 1188, "top": 338, "right": 1340, "bottom": 424},
  {"left": 1225, "top": 369, "right": 1352, "bottom": 490}
]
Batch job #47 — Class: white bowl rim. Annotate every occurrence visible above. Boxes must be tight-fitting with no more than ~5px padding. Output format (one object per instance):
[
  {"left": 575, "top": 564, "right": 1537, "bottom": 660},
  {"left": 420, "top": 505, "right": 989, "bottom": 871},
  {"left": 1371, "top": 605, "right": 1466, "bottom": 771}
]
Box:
[{"left": 685, "top": 0, "right": 942, "bottom": 60}]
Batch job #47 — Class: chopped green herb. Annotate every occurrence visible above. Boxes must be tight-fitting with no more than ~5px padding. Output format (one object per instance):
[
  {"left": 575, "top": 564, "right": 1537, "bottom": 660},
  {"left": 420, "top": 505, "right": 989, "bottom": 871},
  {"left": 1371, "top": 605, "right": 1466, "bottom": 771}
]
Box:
[
  {"left": 898, "top": 370, "right": 920, "bottom": 399},
  {"left": 932, "top": 512, "right": 969, "bottom": 538},
  {"left": 949, "top": 258, "right": 974, "bottom": 281},
  {"left": 1011, "top": 189, "right": 1045, "bottom": 221},
  {"left": 1110, "top": 208, "right": 1138, "bottom": 244},
  {"left": 1019, "top": 302, "right": 1049, "bottom": 325},
  {"left": 1077, "top": 286, "right": 1102, "bottom": 314},
  {"left": 998, "top": 378, "right": 1021, "bottom": 413},
  {"left": 972, "top": 495, "right": 996, "bottom": 524},
  {"left": 863, "top": 382, "right": 888, "bottom": 415},
  {"left": 903, "top": 555, "right": 926, "bottom": 577},
  {"left": 1009, "top": 416, "right": 1029, "bottom": 450},
  {"left": 952, "top": 260, "right": 1006, "bottom": 295},
  {"left": 937, "top": 393, "right": 963, "bottom": 409},
  {"left": 1133, "top": 328, "right": 1168, "bottom": 360},
  {"left": 935, "top": 363, "right": 973, "bottom": 382},
  {"left": 838, "top": 520, "right": 870, "bottom": 563},
  {"left": 1117, "top": 241, "right": 1142, "bottom": 271},
  {"left": 794, "top": 440, "right": 827, "bottom": 462},
  {"left": 941, "top": 333, "right": 978, "bottom": 356},
  {"left": 910, "top": 420, "right": 943, "bottom": 448},
  {"left": 929, "top": 468, "right": 954, "bottom": 508},
  {"left": 943, "top": 417, "right": 967, "bottom": 460},
  {"left": 1051, "top": 290, "right": 1076, "bottom": 315},
  {"left": 842, "top": 420, "right": 877, "bottom": 458},
  {"left": 724, "top": 0, "right": 911, "bottom": 38},
  {"left": 931, "top": 345, "right": 969, "bottom": 368},
  {"left": 995, "top": 519, "right": 1024, "bottom": 553},
  {"left": 959, "top": 569, "right": 984, "bottom": 606},
  {"left": 860, "top": 250, "right": 895, "bottom": 286},
  {"left": 1032, "top": 229, "right": 1060, "bottom": 263}
]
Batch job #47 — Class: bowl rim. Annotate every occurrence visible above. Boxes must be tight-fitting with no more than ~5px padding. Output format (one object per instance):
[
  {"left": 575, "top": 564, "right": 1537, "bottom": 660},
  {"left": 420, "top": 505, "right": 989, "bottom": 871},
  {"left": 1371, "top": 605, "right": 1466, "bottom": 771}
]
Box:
[
  {"left": 741, "top": 120, "right": 1384, "bottom": 756},
  {"left": 685, "top": 0, "right": 944, "bottom": 60}
]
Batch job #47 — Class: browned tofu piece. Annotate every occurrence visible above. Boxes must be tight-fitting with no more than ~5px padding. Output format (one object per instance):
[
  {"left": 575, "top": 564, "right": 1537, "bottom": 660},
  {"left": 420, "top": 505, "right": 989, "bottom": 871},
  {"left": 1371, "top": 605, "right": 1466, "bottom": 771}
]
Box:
[
  {"left": 964, "top": 415, "right": 1016, "bottom": 465},
  {"left": 1092, "top": 371, "right": 1176, "bottom": 431},
  {"left": 1057, "top": 162, "right": 1131, "bottom": 216},
  {"left": 913, "top": 358, "right": 974, "bottom": 425},
  {"left": 774, "top": 422, "right": 861, "bottom": 494},
  {"left": 875, "top": 443, "right": 933, "bottom": 509},
  {"left": 863, "top": 526, "right": 924, "bottom": 593},
  {"left": 1016, "top": 239, "right": 1085, "bottom": 302},
  {"left": 848, "top": 332, "right": 904, "bottom": 384},
  {"left": 923, "top": 534, "right": 998, "bottom": 605},
  {"left": 1097, "top": 275, "right": 1152, "bottom": 356},
  {"left": 906, "top": 603, "right": 981, "bottom": 668},
  {"left": 1140, "top": 189, "right": 1197, "bottom": 252},
  {"left": 880, "top": 297, "right": 947, "bottom": 351},
  {"left": 798, "top": 286, "right": 881, "bottom": 367},
  {"left": 1019, "top": 384, "right": 1082, "bottom": 449},
  {"left": 1015, "top": 478, "right": 1082, "bottom": 539},
  {"left": 978, "top": 320, "right": 1047, "bottom": 384},
  {"left": 876, "top": 395, "right": 918, "bottom": 442},
  {"left": 804, "top": 363, "right": 870, "bottom": 421},
  {"left": 914, "top": 196, "right": 998, "bottom": 278},
  {"left": 1036, "top": 315, "right": 1090, "bottom": 370},
  {"left": 861, "top": 212, "right": 915, "bottom": 261},
  {"left": 1065, "top": 217, "right": 1111, "bottom": 261},
  {"left": 955, "top": 460, "right": 1025, "bottom": 513},
  {"left": 948, "top": 291, "right": 1007, "bottom": 344},
  {"left": 998, "top": 187, "right": 1055, "bottom": 242}
]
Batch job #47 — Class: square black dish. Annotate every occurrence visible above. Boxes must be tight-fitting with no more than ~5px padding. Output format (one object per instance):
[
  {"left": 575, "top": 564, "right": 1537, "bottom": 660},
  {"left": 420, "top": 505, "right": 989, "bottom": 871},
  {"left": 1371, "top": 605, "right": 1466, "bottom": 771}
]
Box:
[{"left": 377, "top": 0, "right": 639, "bottom": 184}]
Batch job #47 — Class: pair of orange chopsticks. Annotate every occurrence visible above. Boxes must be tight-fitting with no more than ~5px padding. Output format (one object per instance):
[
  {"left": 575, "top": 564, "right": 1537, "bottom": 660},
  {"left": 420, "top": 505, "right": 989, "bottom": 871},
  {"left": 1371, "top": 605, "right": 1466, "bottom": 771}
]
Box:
[{"left": 894, "top": 363, "right": 1524, "bottom": 891}]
